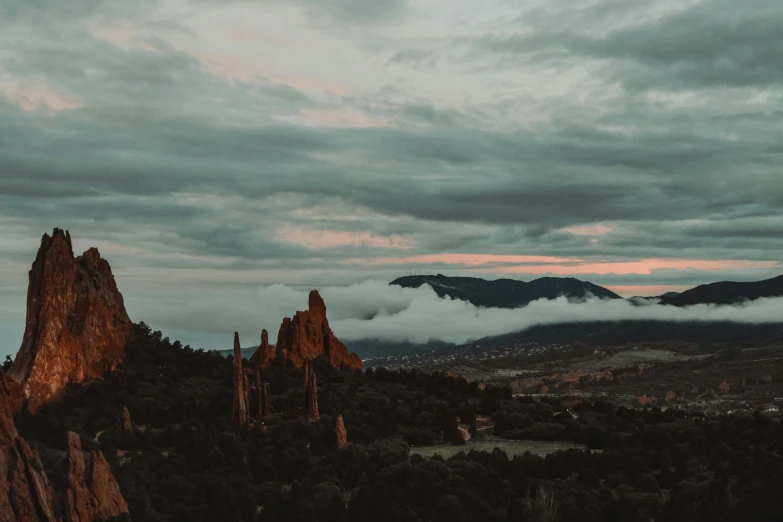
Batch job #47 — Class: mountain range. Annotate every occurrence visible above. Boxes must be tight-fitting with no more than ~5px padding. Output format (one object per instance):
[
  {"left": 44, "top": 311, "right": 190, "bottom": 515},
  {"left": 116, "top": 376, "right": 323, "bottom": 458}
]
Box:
[
  {"left": 392, "top": 272, "right": 783, "bottom": 309},
  {"left": 659, "top": 274, "right": 783, "bottom": 306},
  {"left": 391, "top": 274, "right": 622, "bottom": 308}
]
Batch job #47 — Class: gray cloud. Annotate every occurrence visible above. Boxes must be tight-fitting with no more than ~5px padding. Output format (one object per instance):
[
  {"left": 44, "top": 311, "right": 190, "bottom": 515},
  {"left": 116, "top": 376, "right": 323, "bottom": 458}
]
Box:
[{"left": 0, "top": 0, "right": 781, "bottom": 354}]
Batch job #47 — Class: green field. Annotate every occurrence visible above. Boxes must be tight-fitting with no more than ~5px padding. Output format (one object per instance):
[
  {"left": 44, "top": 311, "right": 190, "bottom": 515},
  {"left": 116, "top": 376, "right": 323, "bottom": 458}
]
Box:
[{"left": 410, "top": 439, "right": 585, "bottom": 459}]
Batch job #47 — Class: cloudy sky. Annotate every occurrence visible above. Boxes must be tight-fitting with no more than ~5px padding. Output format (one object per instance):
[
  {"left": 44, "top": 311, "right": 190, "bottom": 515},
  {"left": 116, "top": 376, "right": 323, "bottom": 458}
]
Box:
[{"left": 1, "top": 0, "right": 782, "bottom": 354}]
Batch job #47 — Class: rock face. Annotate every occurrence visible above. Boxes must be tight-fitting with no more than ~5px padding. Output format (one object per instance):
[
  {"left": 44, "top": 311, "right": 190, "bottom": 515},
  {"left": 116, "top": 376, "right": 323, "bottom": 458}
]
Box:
[
  {"left": 249, "top": 329, "right": 276, "bottom": 368},
  {"left": 8, "top": 229, "right": 132, "bottom": 412},
  {"left": 0, "top": 370, "right": 57, "bottom": 522},
  {"left": 274, "top": 291, "right": 361, "bottom": 370},
  {"left": 65, "top": 432, "right": 129, "bottom": 522},
  {"left": 335, "top": 414, "right": 349, "bottom": 449},
  {"left": 304, "top": 360, "right": 320, "bottom": 422}
]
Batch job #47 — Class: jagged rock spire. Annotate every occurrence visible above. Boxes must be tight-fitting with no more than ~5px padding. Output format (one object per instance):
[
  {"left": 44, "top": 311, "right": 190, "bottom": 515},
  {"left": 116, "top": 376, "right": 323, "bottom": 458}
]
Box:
[
  {"left": 118, "top": 407, "right": 132, "bottom": 434},
  {"left": 232, "top": 332, "right": 248, "bottom": 426},
  {"left": 235, "top": 333, "right": 274, "bottom": 426},
  {"left": 274, "top": 290, "right": 362, "bottom": 370},
  {"left": 8, "top": 229, "right": 132, "bottom": 411},
  {"left": 249, "top": 328, "right": 276, "bottom": 368},
  {"left": 335, "top": 414, "right": 349, "bottom": 449}
]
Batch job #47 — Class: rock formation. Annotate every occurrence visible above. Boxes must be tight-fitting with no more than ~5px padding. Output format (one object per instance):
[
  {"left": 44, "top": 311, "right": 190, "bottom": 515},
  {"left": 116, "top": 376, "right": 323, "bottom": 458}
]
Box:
[
  {"left": 8, "top": 229, "right": 132, "bottom": 412},
  {"left": 638, "top": 394, "right": 656, "bottom": 407},
  {"left": 275, "top": 290, "right": 361, "bottom": 370},
  {"left": 234, "top": 333, "right": 274, "bottom": 425},
  {"left": 335, "top": 414, "right": 349, "bottom": 449},
  {"left": 232, "top": 332, "right": 249, "bottom": 426},
  {"left": 65, "top": 432, "right": 129, "bottom": 522},
  {"left": 0, "top": 370, "right": 57, "bottom": 522},
  {"left": 249, "top": 329, "right": 276, "bottom": 368},
  {"left": 304, "top": 360, "right": 320, "bottom": 422},
  {"left": 118, "top": 407, "right": 132, "bottom": 433}
]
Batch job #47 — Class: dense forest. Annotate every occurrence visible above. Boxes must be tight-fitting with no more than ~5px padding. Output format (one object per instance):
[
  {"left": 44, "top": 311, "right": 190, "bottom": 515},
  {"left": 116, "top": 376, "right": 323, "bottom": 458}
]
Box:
[{"left": 15, "top": 323, "right": 783, "bottom": 522}]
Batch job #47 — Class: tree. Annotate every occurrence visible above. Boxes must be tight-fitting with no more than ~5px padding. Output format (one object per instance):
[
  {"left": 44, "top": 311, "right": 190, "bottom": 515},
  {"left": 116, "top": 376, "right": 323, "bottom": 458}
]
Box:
[{"left": 2, "top": 354, "right": 12, "bottom": 371}]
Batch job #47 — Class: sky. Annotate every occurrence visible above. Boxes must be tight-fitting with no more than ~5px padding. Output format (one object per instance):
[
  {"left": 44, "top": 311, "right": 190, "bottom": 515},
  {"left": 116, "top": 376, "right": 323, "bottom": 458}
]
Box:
[{"left": 1, "top": 0, "right": 782, "bottom": 355}]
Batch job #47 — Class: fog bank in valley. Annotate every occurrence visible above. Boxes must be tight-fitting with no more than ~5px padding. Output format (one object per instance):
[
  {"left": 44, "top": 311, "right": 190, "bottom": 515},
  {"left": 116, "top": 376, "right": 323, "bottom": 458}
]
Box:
[{"left": 126, "top": 280, "right": 783, "bottom": 349}]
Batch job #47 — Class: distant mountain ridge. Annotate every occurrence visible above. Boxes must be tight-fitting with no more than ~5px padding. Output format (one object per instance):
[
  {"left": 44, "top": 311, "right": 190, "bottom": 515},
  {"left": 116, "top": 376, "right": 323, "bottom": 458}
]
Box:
[
  {"left": 659, "top": 274, "right": 783, "bottom": 306},
  {"left": 391, "top": 274, "right": 622, "bottom": 308}
]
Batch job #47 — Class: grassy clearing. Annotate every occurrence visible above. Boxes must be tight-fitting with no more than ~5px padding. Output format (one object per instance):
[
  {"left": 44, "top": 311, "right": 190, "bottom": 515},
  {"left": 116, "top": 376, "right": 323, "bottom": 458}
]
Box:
[{"left": 410, "top": 439, "right": 585, "bottom": 459}]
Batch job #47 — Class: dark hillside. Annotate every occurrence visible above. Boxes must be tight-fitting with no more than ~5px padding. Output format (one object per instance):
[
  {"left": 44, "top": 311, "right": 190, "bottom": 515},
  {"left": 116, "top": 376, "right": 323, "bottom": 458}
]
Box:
[
  {"left": 13, "top": 322, "right": 783, "bottom": 522},
  {"left": 391, "top": 274, "right": 621, "bottom": 308},
  {"left": 661, "top": 274, "right": 783, "bottom": 306}
]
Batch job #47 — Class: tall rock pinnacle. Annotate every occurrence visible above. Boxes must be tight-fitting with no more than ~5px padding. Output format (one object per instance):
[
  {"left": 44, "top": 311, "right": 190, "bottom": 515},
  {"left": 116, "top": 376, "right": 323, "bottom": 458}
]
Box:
[
  {"left": 335, "top": 414, "right": 349, "bottom": 449},
  {"left": 274, "top": 290, "right": 362, "bottom": 370},
  {"left": 249, "top": 328, "right": 276, "bottom": 368},
  {"left": 232, "top": 332, "right": 248, "bottom": 427},
  {"left": 8, "top": 229, "right": 132, "bottom": 412}
]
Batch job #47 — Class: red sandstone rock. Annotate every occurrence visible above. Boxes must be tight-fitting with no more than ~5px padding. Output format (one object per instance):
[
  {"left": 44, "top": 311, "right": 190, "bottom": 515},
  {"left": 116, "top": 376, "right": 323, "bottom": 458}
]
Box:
[
  {"left": 65, "top": 432, "right": 129, "bottom": 522},
  {"left": 275, "top": 291, "right": 361, "bottom": 370},
  {"left": 8, "top": 229, "right": 132, "bottom": 412},
  {"left": 638, "top": 394, "right": 656, "bottom": 407},
  {"left": 234, "top": 333, "right": 274, "bottom": 425},
  {"left": 304, "top": 360, "right": 320, "bottom": 422},
  {"left": 0, "top": 370, "right": 57, "bottom": 522},
  {"left": 335, "top": 414, "right": 349, "bottom": 449},
  {"left": 250, "top": 329, "right": 276, "bottom": 368},
  {"left": 118, "top": 407, "right": 132, "bottom": 433}
]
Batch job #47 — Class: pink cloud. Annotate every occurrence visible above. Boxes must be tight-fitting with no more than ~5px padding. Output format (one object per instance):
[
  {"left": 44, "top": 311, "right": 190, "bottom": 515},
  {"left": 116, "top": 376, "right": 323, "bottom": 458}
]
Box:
[
  {"left": 478, "top": 259, "right": 778, "bottom": 276},
  {"left": 185, "top": 49, "right": 349, "bottom": 96},
  {"left": 277, "top": 78, "right": 349, "bottom": 96},
  {"left": 0, "top": 83, "right": 81, "bottom": 112},
  {"left": 605, "top": 285, "right": 692, "bottom": 298},
  {"left": 353, "top": 254, "right": 582, "bottom": 266},
  {"left": 348, "top": 253, "right": 778, "bottom": 276},
  {"left": 298, "top": 110, "right": 388, "bottom": 128},
  {"left": 562, "top": 223, "right": 614, "bottom": 236},
  {"left": 190, "top": 50, "right": 263, "bottom": 82},
  {"left": 278, "top": 227, "right": 414, "bottom": 250},
  {"left": 91, "top": 26, "right": 138, "bottom": 48}
]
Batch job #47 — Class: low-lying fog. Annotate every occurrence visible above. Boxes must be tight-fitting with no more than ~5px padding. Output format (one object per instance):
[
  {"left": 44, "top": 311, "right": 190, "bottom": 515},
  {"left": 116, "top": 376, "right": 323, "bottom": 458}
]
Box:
[{"left": 127, "top": 280, "right": 783, "bottom": 349}]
